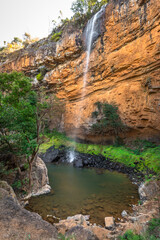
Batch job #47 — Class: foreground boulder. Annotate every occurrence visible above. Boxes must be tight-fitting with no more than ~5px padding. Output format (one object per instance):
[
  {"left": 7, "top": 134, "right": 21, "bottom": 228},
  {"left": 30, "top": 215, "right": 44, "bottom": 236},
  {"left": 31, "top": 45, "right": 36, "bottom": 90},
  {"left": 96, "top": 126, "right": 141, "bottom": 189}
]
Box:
[
  {"left": 0, "top": 183, "right": 58, "bottom": 240},
  {"left": 138, "top": 180, "right": 160, "bottom": 200},
  {"left": 29, "top": 156, "right": 51, "bottom": 196},
  {"left": 65, "top": 226, "right": 99, "bottom": 240}
]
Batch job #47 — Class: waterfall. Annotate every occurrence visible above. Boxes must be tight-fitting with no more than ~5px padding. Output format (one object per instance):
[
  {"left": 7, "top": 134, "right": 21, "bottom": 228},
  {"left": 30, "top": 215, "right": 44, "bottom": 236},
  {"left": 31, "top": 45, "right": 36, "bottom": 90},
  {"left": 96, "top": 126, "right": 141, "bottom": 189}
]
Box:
[
  {"left": 69, "top": 5, "right": 106, "bottom": 163},
  {"left": 83, "top": 6, "right": 105, "bottom": 88}
]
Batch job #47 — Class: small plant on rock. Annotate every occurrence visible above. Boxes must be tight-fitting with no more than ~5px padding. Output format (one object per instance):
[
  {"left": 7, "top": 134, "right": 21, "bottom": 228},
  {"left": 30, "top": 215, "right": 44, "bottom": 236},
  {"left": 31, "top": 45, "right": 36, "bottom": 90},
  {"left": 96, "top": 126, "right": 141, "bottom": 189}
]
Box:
[
  {"left": 36, "top": 72, "right": 43, "bottom": 81},
  {"left": 51, "top": 31, "right": 62, "bottom": 42}
]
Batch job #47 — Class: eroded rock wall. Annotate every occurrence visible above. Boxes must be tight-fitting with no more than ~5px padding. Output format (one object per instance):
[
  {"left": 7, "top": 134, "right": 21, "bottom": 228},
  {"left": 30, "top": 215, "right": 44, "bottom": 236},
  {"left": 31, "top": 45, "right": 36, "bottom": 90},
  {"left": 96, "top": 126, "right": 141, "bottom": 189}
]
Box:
[{"left": 0, "top": 0, "right": 160, "bottom": 143}]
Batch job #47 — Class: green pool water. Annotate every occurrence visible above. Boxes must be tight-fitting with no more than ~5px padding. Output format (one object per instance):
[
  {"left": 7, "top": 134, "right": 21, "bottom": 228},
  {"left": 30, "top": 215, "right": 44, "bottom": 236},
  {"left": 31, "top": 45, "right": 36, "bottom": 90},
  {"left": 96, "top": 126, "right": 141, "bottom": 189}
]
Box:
[{"left": 26, "top": 164, "right": 139, "bottom": 226}]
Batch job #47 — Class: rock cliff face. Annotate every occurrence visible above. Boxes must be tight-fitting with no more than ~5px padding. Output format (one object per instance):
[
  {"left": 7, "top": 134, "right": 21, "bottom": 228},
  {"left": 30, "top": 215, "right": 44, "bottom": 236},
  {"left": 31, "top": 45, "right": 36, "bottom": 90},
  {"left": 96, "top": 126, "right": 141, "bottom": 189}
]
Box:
[{"left": 0, "top": 0, "right": 160, "bottom": 143}]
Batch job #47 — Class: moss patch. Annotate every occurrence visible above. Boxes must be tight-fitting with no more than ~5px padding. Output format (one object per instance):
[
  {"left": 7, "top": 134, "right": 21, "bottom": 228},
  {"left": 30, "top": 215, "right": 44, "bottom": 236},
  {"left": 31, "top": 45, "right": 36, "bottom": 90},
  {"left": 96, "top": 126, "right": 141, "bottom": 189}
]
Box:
[{"left": 39, "top": 131, "right": 160, "bottom": 176}]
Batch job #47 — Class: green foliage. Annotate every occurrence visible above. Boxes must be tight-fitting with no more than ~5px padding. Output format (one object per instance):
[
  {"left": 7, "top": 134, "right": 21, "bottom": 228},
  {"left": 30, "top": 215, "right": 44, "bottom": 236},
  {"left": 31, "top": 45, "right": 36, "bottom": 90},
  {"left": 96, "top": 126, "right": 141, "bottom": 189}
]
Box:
[
  {"left": 25, "top": 233, "right": 31, "bottom": 240},
  {"left": 11, "top": 177, "right": 29, "bottom": 191},
  {"left": 119, "top": 230, "right": 144, "bottom": 240},
  {"left": 36, "top": 73, "right": 43, "bottom": 81},
  {"left": 58, "top": 233, "right": 75, "bottom": 240},
  {"left": 12, "top": 180, "right": 22, "bottom": 190},
  {"left": 0, "top": 72, "right": 37, "bottom": 158},
  {"left": 0, "top": 47, "right": 5, "bottom": 51},
  {"left": 0, "top": 33, "right": 38, "bottom": 59},
  {"left": 141, "top": 146, "right": 160, "bottom": 175},
  {"left": 39, "top": 131, "right": 160, "bottom": 176},
  {"left": 71, "top": 0, "right": 108, "bottom": 24},
  {"left": 91, "top": 102, "right": 127, "bottom": 136},
  {"left": 0, "top": 72, "right": 50, "bottom": 174},
  {"left": 0, "top": 162, "right": 14, "bottom": 176},
  {"left": 119, "top": 218, "right": 160, "bottom": 240},
  {"left": 11, "top": 37, "right": 22, "bottom": 44},
  {"left": 51, "top": 31, "right": 62, "bottom": 42},
  {"left": 147, "top": 218, "right": 160, "bottom": 239},
  {"left": 23, "top": 163, "right": 29, "bottom": 170},
  {"left": 131, "top": 139, "right": 156, "bottom": 155}
]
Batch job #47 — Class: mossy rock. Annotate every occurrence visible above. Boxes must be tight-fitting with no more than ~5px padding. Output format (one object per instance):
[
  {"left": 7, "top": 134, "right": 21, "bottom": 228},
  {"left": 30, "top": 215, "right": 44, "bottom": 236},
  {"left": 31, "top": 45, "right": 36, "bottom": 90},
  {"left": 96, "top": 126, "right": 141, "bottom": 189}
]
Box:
[{"left": 0, "top": 181, "right": 17, "bottom": 201}]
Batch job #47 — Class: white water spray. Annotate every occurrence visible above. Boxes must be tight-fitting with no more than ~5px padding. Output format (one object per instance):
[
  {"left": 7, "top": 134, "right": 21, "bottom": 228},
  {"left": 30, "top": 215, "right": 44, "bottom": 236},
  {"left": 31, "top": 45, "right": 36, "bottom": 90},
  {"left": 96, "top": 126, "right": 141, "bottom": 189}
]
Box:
[{"left": 68, "top": 150, "right": 75, "bottom": 163}]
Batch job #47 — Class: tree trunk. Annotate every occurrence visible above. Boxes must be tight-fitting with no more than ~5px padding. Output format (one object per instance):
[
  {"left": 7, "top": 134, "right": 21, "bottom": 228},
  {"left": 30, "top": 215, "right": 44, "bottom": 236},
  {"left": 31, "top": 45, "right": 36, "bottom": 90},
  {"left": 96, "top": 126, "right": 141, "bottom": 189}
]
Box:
[{"left": 28, "top": 161, "right": 32, "bottom": 192}]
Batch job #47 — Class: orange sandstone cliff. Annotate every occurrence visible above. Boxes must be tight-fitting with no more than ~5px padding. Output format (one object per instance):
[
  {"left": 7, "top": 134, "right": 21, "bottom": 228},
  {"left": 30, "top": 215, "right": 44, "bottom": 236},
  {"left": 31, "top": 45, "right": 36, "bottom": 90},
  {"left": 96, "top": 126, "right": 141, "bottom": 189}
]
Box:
[{"left": 0, "top": 0, "right": 160, "bottom": 143}]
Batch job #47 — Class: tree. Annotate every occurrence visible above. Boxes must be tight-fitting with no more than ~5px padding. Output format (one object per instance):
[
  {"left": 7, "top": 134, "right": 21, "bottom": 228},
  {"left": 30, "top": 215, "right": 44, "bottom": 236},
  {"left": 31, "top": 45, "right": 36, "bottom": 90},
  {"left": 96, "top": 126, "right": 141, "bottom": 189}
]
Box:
[
  {"left": 71, "top": 0, "right": 108, "bottom": 19},
  {"left": 23, "top": 32, "right": 31, "bottom": 41},
  {"left": 0, "top": 72, "right": 50, "bottom": 190},
  {"left": 11, "top": 37, "right": 22, "bottom": 44},
  {"left": 91, "top": 102, "right": 126, "bottom": 136}
]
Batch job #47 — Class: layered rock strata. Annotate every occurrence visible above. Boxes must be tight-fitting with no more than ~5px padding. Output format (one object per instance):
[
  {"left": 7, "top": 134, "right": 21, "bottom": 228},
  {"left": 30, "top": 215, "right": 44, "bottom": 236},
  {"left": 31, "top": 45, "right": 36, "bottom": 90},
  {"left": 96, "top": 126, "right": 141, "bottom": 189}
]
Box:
[{"left": 0, "top": 0, "right": 160, "bottom": 143}]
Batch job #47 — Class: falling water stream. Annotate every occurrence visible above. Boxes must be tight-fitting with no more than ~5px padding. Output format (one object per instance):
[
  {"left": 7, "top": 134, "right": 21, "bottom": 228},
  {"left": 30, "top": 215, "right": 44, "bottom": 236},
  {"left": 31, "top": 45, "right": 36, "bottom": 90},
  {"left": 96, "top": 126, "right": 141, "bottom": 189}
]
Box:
[{"left": 69, "top": 5, "right": 107, "bottom": 162}]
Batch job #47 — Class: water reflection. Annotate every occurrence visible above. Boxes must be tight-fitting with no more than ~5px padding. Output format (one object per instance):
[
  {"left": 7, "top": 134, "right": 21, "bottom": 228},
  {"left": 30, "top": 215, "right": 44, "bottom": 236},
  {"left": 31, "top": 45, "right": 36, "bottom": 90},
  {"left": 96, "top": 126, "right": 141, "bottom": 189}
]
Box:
[{"left": 26, "top": 164, "right": 139, "bottom": 226}]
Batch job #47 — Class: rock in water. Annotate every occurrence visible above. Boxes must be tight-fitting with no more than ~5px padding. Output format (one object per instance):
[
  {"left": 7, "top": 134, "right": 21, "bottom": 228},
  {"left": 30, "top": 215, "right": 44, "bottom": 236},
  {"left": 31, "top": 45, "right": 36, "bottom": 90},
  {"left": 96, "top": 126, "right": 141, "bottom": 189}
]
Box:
[
  {"left": 104, "top": 217, "right": 115, "bottom": 229},
  {"left": 73, "top": 158, "right": 83, "bottom": 168},
  {"left": 121, "top": 210, "right": 128, "bottom": 218}
]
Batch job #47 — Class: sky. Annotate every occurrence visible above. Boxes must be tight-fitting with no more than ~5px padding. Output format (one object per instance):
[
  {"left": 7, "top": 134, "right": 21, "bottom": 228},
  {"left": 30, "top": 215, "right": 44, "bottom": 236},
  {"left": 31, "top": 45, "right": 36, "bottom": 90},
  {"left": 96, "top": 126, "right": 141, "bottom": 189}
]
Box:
[{"left": 0, "top": 0, "right": 74, "bottom": 46}]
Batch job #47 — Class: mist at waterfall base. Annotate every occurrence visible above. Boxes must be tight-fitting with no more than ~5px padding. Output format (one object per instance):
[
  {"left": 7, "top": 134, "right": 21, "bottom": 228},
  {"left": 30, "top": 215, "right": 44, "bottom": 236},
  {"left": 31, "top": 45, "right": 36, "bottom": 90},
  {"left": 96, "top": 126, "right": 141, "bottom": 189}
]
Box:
[
  {"left": 68, "top": 150, "right": 75, "bottom": 163},
  {"left": 26, "top": 164, "right": 139, "bottom": 226},
  {"left": 68, "top": 5, "right": 107, "bottom": 163}
]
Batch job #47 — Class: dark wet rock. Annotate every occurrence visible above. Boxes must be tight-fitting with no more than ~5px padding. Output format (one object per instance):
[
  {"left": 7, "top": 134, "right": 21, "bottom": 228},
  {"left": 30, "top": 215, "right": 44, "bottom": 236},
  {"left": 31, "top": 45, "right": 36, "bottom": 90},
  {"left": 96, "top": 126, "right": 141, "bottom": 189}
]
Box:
[
  {"left": 65, "top": 226, "right": 99, "bottom": 240},
  {"left": 39, "top": 145, "right": 68, "bottom": 163},
  {"left": 0, "top": 185, "right": 58, "bottom": 240},
  {"left": 73, "top": 157, "right": 83, "bottom": 168},
  {"left": 39, "top": 145, "right": 59, "bottom": 162}
]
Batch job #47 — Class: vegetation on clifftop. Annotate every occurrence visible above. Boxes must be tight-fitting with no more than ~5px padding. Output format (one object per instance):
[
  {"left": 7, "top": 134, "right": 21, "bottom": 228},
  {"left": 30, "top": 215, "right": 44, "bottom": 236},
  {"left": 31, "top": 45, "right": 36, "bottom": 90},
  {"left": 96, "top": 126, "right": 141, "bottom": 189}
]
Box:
[
  {"left": 0, "top": 33, "right": 39, "bottom": 59},
  {"left": 50, "top": 0, "right": 108, "bottom": 41}
]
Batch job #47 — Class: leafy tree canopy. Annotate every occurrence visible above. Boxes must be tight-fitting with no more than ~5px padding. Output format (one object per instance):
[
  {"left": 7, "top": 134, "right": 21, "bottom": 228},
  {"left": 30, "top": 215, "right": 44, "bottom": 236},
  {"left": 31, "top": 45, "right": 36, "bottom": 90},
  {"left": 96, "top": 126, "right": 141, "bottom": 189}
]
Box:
[
  {"left": 0, "top": 72, "right": 64, "bottom": 189},
  {"left": 0, "top": 72, "right": 36, "bottom": 157},
  {"left": 0, "top": 72, "right": 49, "bottom": 162},
  {"left": 71, "top": 0, "right": 108, "bottom": 19}
]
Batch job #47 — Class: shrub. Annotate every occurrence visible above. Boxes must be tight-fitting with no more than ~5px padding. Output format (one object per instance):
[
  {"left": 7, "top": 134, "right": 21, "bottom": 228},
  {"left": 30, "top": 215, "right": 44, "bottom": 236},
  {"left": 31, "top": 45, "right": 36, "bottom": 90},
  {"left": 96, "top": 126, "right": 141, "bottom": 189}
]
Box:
[
  {"left": 91, "top": 102, "right": 127, "bottom": 136},
  {"left": 51, "top": 31, "right": 62, "bottom": 42},
  {"left": 36, "top": 73, "right": 43, "bottom": 81},
  {"left": 147, "top": 218, "right": 160, "bottom": 238},
  {"left": 119, "top": 230, "right": 144, "bottom": 239},
  {"left": 119, "top": 218, "right": 160, "bottom": 240}
]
